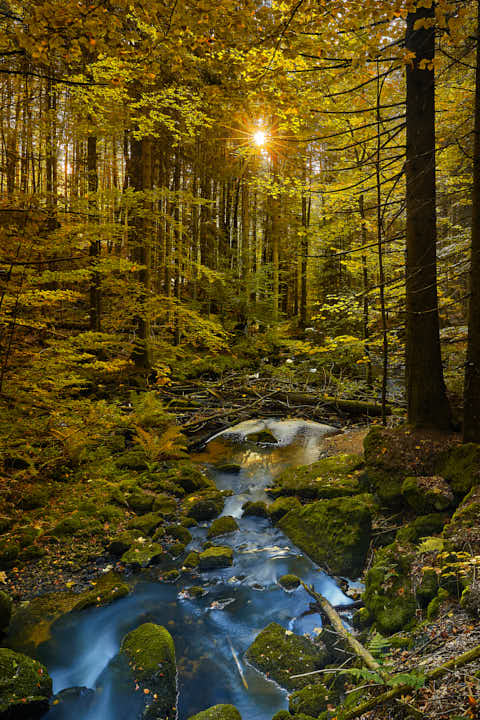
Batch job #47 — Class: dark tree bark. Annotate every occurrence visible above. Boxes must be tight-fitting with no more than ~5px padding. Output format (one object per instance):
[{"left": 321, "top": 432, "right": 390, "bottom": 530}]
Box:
[
  {"left": 405, "top": 3, "right": 451, "bottom": 429},
  {"left": 87, "top": 134, "right": 101, "bottom": 331},
  {"left": 464, "top": 0, "right": 480, "bottom": 442}
]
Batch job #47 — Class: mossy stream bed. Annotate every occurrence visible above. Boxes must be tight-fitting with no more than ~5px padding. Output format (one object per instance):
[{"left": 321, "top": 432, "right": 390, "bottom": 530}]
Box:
[{"left": 23, "top": 420, "right": 356, "bottom": 720}]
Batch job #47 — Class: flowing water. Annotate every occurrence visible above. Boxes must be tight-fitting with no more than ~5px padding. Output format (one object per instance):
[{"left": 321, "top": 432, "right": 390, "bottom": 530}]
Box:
[{"left": 33, "top": 419, "right": 355, "bottom": 720}]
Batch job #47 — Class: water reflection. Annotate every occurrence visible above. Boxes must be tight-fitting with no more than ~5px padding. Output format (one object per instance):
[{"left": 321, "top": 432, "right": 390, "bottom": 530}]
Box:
[{"left": 35, "top": 418, "right": 351, "bottom": 720}]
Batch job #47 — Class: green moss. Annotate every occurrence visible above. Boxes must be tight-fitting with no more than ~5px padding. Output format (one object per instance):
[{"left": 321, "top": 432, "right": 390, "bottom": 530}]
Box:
[
  {"left": 271, "top": 712, "right": 291, "bottom": 720},
  {"left": 0, "top": 648, "right": 52, "bottom": 716},
  {"left": 401, "top": 476, "right": 454, "bottom": 513},
  {"left": 207, "top": 516, "right": 239, "bottom": 538},
  {"left": 247, "top": 429, "right": 278, "bottom": 444},
  {"left": 278, "top": 497, "right": 372, "bottom": 577},
  {"left": 0, "top": 591, "right": 12, "bottom": 634},
  {"left": 438, "top": 443, "right": 480, "bottom": 496},
  {"left": 0, "top": 540, "right": 20, "bottom": 567},
  {"left": 267, "top": 497, "right": 302, "bottom": 523},
  {"left": 128, "top": 512, "right": 164, "bottom": 536},
  {"left": 289, "top": 682, "right": 330, "bottom": 716},
  {"left": 183, "top": 551, "right": 200, "bottom": 569},
  {"left": 242, "top": 501, "right": 268, "bottom": 517},
  {"left": 162, "top": 569, "right": 180, "bottom": 582},
  {"left": 152, "top": 494, "right": 177, "bottom": 516},
  {"left": 278, "top": 574, "right": 300, "bottom": 590},
  {"left": 198, "top": 546, "right": 233, "bottom": 570},
  {"left": 416, "top": 568, "right": 439, "bottom": 608},
  {"left": 50, "top": 512, "right": 102, "bottom": 538},
  {"left": 168, "top": 541, "right": 186, "bottom": 557},
  {"left": 352, "top": 607, "right": 372, "bottom": 630},
  {"left": 363, "top": 542, "right": 416, "bottom": 635},
  {"left": 246, "top": 622, "right": 330, "bottom": 691},
  {"left": 121, "top": 541, "right": 164, "bottom": 567},
  {"left": 116, "top": 450, "right": 148, "bottom": 471},
  {"left": 188, "top": 704, "right": 242, "bottom": 720},
  {"left": 270, "top": 454, "right": 364, "bottom": 500},
  {"left": 444, "top": 486, "right": 480, "bottom": 552},
  {"left": 165, "top": 462, "right": 213, "bottom": 494},
  {"left": 72, "top": 573, "right": 130, "bottom": 611},
  {"left": 460, "top": 585, "right": 480, "bottom": 616},
  {"left": 128, "top": 489, "right": 154, "bottom": 513},
  {"left": 396, "top": 513, "right": 448, "bottom": 545},
  {"left": 179, "top": 515, "right": 198, "bottom": 528},
  {"left": 183, "top": 491, "right": 225, "bottom": 521},
  {"left": 186, "top": 586, "right": 205, "bottom": 598},
  {"left": 108, "top": 530, "right": 140, "bottom": 556},
  {"left": 165, "top": 525, "right": 192, "bottom": 544},
  {"left": 427, "top": 588, "right": 449, "bottom": 620},
  {"left": 120, "top": 623, "right": 176, "bottom": 720}
]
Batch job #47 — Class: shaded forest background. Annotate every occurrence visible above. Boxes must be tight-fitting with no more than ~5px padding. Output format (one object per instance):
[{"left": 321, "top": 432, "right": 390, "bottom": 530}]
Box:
[{"left": 0, "top": 0, "right": 479, "bottom": 477}]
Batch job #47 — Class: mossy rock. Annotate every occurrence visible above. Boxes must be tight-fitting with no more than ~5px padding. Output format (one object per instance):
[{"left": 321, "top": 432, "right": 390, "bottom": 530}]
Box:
[
  {"left": 186, "top": 586, "right": 205, "bottom": 598},
  {"left": 20, "top": 544, "right": 47, "bottom": 561},
  {"left": 183, "top": 551, "right": 200, "bottom": 569},
  {"left": 128, "top": 489, "right": 154, "bottom": 514},
  {"left": 460, "top": 585, "right": 480, "bottom": 616},
  {"left": 0, "top": 648, "right": 52, "bottom": 718},
  {"left": 121, "top": 541, "right": 164, "bottom": 567},
  {"left": 50, "top": 512, "right": 102, "bottom": 539},
  {"left": 363, "top": 542, "right": 416, "bottom": 635},
  {"left": 188, "top": 704, "right": 242, "bottom": 720},
  {"left": 165, "top": 462, "right": 214, "bottom": 494},
  {"left": 128, "top": 512, "right": 164, "bottom": 536},
  {"left": 7, "top": 573, "right": 129, "bottom": 652},
  {"left": 165, "top": 524, "right": 192, "bottom": 545},
  {"left": 444, "top": 486, "right": 480, "bottom": 552},
  {"left": 179, "top": 515, "right": 198, "bottom": 528},
  {"left": 207, "top": 516, "right": 239, "bottom": 538},
  {"left": 19, "top": 485, "right": 53, "bottom": 510},
  {"left": 401, "top": 476, "right": 454, "bottom": 514},
  {"left": 108, "top": 530, "right": 140, "bottom": 556},
  {"left": 198, "top": 546, "right": 233, "bottom": 571},
  {"left": 438, "top": 443, "right": 480, "bottom": 497},
  {"left": 0, "top": 517, "right": 13, "bottom": 534},
  {"left": 162, "top": 569, "right": 180, "bottom": 583},
  {"left": 396, "top": 513, "right": 448, "bottom": 545},
  {"left": 427, "top": 588, "right": 449, "bottom": 620},
  {"left": 0, "top": 539, "right": 20, "bottom": 568},
  {"left": 246, "top": 622, "right": 330, "bottom": 691},
  {"left": 289, "top": 682, "right": 330, "bottom": 716},
  {"left": 17, "top": 526, "right": 42, "bottom": 548},
  {"left": 271, "top": 713, "right": 291, "bottom": 720},
  {"left": 352, "top": 606, "right": 372, "bottom": 630},
  {"left": 0, "top": 591, "right": 12, "bottom": 634},
  {"left": 269, "top": 454, "right": 363, "bottom": 500},
  {"left": 242, "top": 501, "right": 268, "bottom": 518},
  {"left": 183, "top": 491, "right": 224, "bottom": 521},
  {"left": 116, "top": 450, "right": 149, "bottom": 471},
  {"left": 278, "top": 574, "right": 300, "bottom": 590},
  {"left": 167, "top": 541, "right": 186, "bottom": 558},
  {"left": 278, "top": 497, "right": 372, "bottom": 577},
  {"left": 120, "top": 623, "right": 176, "bottom": 720},
  {"left": 247, "top": 428, "right": 278, "bottom": 444},
  {"left": 416, "top": 568, "right": 439, "bottom": 608},
  {"left": 267, "top": 497, "right": 302, "bottom": 523},
  {"left": 152, "top": 494, "right": 177, "bottom": 516}
]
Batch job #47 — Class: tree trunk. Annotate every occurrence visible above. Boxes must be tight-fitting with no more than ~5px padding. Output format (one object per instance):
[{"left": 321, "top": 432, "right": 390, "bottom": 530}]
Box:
[
  {"left": 405, "top": 4, "right": 451, "bottom": 429},
  {"left": 464, "top": 0, "right": 480, "bottom": 442},
  {"left": 87, "top": 134, "right": 101, "bottom": 331}
]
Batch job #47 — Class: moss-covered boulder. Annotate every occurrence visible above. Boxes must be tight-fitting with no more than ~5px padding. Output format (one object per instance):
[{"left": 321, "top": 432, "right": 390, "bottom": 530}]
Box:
[
  {"left": 278, "top": 497, "right": 372, "bottom": 577},
  {"left": 247, "top": 428, "right": 278, "bottom": 444},
  {"left": 121, "top": 540, "right": 164, "bottom": 567},
  {"left": 198, "top": 546, "right": 233, "bottom": 571},
  {"left": 120, "top": 623, "right": 176, "bottom": 720},
  {"left": 460, "top": 585, "right": 480, "bottom": 616},
  {"left": 401, "top": 476, "right": 454, "bottom": 514},
  {"left": 152, "top": 494, "right": 177, "bottom": 516},
  {"left": 207, "top": 516, "right": 239, "bottom": 538},
  {"left": 128, "top": 489, "right": 155, "bottom": 513},
  {"left": 188, "top": 704, "right": 242, "bottom": 720},
  {"left": 128, "top": 512, "right": 165, "bottom": 536},
  {"left": 166, "top": 462, "right": 213, "bottom": 494},
  {"left": 363, "top": 542, "right": 416, "bottom": 635},
  {"left": 183, "top": 551, "right": 200, "bottom": 569},
  {"left": 50, "top": 511, "right": 102, "bottom": 538},
  {"left": 246, "top": 622, "right": 330, "bottom": 691},
  {"left": 438, "top": 443, "right": 480, "bottom": 497},
  {"left": 216, "top": 463, "right": 241, "bottom": 474},
  {"left": 416, "top": 568, "right": 439, "bottom": 608},
  {"left": 71, "top": 573, "right": 130, "bottom": 612},
  {"left": 444, "top": 486, "right": 480, "bottom": 552},
  {"left": 278, "top": 574, "right": 300, "bottom": 590},
  {"left": 267, "top": 497, "right": 302, "bottom": 523},
  {"left": 183, "top": 491, "right": 225, "bottom": 521},
  {"left": 269, "top": 454, "right": 363, "bottom": 500},
  {"left": 396, "top": 513, "right": 448, "bottom": 545},
  {"left": 242, "top": 501, "right": 268, "bottom": 518},
  {"left": 165, "top": 524, "right": 192, "bottom": 545},
  {"left": 0, "top": 648, "right": 52, "bottom": 718},
  {"left": 0, "top": 591, "right": 12, "bottom": 634},
  {"left": 108, "top": 530, "right": 140, "bottom": 556},
  {"left": 289, "top": 683, "right": 330, "bottom": 716},
  {"left": 0, "top": 540, "right": 20, "bottom": 567}
]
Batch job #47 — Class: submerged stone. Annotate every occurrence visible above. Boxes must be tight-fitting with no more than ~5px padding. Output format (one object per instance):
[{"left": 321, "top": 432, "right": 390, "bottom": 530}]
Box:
[
  {"left": 278, "top": 574, "right": 300, "bottom": 590},
  {"left": 0, "top": 647, "right": 52, "bottom": 718},
  {"left": 198, "top": 546, "right": 233, "bottom": 570},
  {"left": 247, "top": 428, "right": 278, "bottom": 444},
  {"left": 120, "top": 623, "right": 176, "bottom": 720},
  {"left": 246, "top": 622, "right": 329, "bottom": 691},
  {"left": 188, "top": 704, "right": 242, "bottom": 720},
  {"left": 278, "top": 496, "right": 372, "bottom": 577},
  {"left": 207, "top": 516, "right": 239, "bottom": 538},
  {"left": 270, "top": 454, "right": 363, "bottom": 500}
]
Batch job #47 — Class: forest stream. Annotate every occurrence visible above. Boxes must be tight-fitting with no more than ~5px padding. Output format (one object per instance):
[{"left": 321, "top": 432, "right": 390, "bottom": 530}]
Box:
[{"left": 26, "top": 419, "right": 355, "bottom": 720}]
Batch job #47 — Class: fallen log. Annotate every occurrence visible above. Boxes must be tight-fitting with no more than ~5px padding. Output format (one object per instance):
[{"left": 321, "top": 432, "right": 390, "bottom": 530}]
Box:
[{"left": 239, "top": 388, "right": 392, "bottom": 417}]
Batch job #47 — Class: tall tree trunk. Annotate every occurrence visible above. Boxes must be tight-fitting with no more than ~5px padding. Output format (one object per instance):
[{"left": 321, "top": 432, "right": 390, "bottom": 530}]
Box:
[
  {"left": 87, "top": 134, "right": 101, "bottom": 331},
  {"left": 463, "top": 0, "right": 480, "bottom": 442},
  {"left": 405, "top": 3, "right": 451, "bottom": 429}
]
